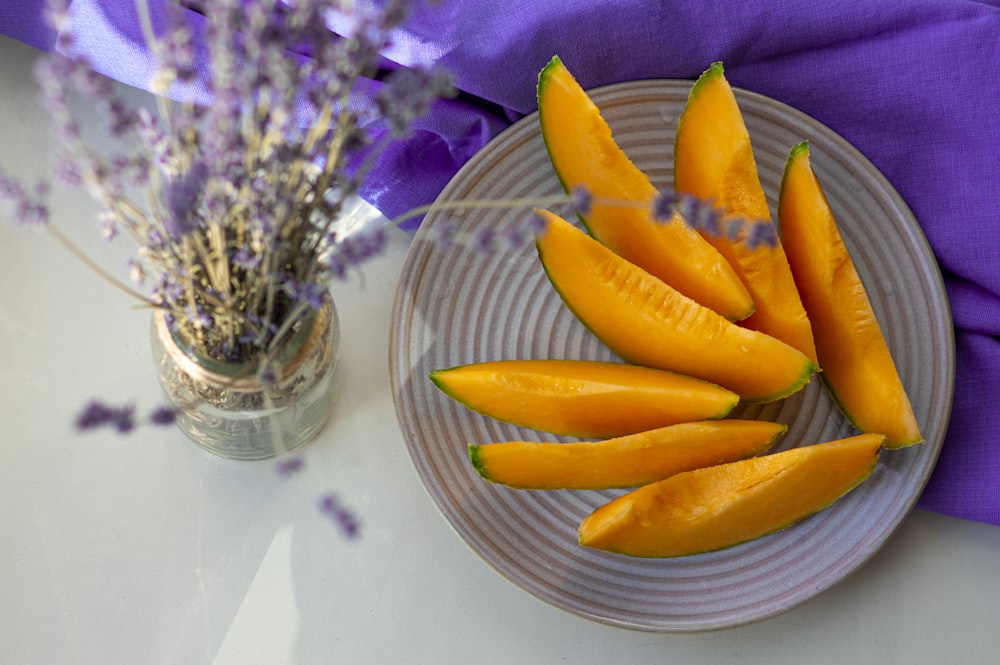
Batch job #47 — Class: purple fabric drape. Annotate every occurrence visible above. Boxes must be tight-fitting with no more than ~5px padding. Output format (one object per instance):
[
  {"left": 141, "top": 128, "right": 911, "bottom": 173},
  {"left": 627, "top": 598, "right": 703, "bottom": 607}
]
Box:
[{"left": 3, "top": 0, "right": 999, "bottom": 526}]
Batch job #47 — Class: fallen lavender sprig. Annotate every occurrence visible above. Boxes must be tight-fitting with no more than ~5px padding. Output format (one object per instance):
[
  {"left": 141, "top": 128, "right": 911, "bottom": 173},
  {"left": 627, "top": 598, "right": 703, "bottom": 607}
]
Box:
[
  {"left": 6, "top": 0, "right": 457, "bottom": 370},
  {"left": 318, "top": 492, "right": 361, "bottom": 539},
  {"left": 400, "top": 185, "right": 777, "bottom": 253},
  {"left": 275, "top": 455, "right": 306, "bottom": 478},
  {"left": 75, "top": 399, "right": 177, "bottom": 433},
  {"left": 617, "top": 189, "right": 778, "bottom": 249}
]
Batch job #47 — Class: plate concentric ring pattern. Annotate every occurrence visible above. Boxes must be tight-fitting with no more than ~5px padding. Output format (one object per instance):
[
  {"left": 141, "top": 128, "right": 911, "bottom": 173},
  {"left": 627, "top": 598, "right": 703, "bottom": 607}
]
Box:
[{"left": 389, "top": 80, "right": 954, "bottom": 632}]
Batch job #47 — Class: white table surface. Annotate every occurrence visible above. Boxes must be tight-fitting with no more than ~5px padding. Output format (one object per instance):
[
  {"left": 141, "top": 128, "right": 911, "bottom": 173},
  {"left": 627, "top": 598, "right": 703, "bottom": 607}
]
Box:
[{"left": 2, "top": 35, "right": 999, "bottom": 665}]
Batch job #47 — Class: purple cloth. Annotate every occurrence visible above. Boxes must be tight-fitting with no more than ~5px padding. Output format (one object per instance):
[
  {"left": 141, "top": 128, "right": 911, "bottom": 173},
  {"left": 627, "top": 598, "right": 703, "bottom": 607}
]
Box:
[{"left": 3, "top": 1, "right": 999, "bottom": 526}]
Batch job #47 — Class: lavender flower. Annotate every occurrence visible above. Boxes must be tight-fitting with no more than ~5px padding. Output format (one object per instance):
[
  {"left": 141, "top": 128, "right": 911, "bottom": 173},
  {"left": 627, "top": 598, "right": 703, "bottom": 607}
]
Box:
[
  {"left": 651, "top": 191, "right": 677, "bottom": 222},
  {"left": 284, "top": 279, "right": 326, "bottom": 310},
  {"left": 0, "top": 170, "right": 49, "bottom": 226},
  {"left": 472, "top": 227, "right": 497, "bottom": 254},
  {"left": 746, "top": 219, "right": 779, "bottom": 249},
  {"left": 571, "top": 185, "right": 593, "bottom": 216},
  {"left": 163, "top": 161, "right": 207, "bottom": 240},
  {"left": 651, "top": 191, "right": 779, "bottom": 248},
  {"left": 259, "top": 365, "right": 278, "bottom": 386},
  {"left": 500, "top": 221, "right": 526, "bottom": 250},
  {"left": 725, "top": 217, "right": 745, "bottom": 241},
  {"left": 275, "top": 456, "right": 305, "bottom": 478},
  {"left": 75, "top": 401, "right": 117, "bottom": 430},
  {"left": 318, "top": 493, "right": 361, "bottom": 539},
  {"left": 693, "top": 199, "right": 723, "bottom": 237},
  {"left": 434, "top": 219, "right": 458, "bottom": 250},
  {"left": 325, "top": 228, "right": 389, "bottom": 279},
  {"left": 675, "top": 193, "right": 699, "bottom": 225},
  {"left": 148, "top": 406, "right": 178, "bottom": 426},
  {"left": 231, "top": 246, "right": 261, "bottom": 271},
  {"left": 53, "top": 160, "right": 83, "bottom": 188},
  {"left": 75, "top": 400, "right": 136, "bottom": 434},
  {"left": 525, "top": 210, "right": 550, "bottom": 235}
]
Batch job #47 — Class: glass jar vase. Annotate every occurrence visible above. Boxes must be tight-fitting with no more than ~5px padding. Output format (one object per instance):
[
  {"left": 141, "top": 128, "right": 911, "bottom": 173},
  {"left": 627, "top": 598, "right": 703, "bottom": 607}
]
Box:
[{"left": 150, "top": 296, "right": 341, "bottom": 460}]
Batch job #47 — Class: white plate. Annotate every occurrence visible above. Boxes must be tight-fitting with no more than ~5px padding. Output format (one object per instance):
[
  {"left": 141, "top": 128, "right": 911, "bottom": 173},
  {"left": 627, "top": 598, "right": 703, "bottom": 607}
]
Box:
[{"left": 389, "top": 80, "right": 954, "bottom": 631}]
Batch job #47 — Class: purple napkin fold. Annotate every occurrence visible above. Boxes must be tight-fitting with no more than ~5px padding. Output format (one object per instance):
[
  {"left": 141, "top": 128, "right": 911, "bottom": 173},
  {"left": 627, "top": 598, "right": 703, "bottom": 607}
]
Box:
[{"left": 3, "top": 0, "right": 999, "bottom": 526}]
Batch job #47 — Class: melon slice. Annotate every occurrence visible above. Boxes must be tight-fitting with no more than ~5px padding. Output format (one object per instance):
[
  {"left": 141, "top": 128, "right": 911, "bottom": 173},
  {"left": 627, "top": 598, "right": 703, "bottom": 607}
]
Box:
[
  {"left": 674, "top": 62, "right": 818, "bottom": 363},
  {"left": 578, "top": 433, "right": 884, "bottom": 557},
  {"left": 537, "top": 56, "right": 754, "bottom": 320},
  {"left": 469, "top": 420, "right": 786, "bottom": 490},
  {"left": 534, "top": 209, "right": 816, "bottom": 402},
  {"left": 430, "top": 359, "right": 738, "bottom": 439},
  {"left": 778, "top": 141, "right": 922, "bottom": 447}
]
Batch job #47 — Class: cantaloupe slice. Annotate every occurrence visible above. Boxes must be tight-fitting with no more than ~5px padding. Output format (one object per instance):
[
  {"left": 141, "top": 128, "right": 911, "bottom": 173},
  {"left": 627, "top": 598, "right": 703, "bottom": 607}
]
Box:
[
  {"left": 430, "top": 359, "right": 738, "bottom": 439},
  {"left": 534, "top": 209, "right": 816, "bottom": 402},
  {"left": 469, "top": 420, "right": 787, "bottom": 490},
  {"left": 537, "top": 56, "right": 754, "bottom": 320},
  {"left": 579, "top": 433, "right": 884, "bottom": 557},
  {"left": 674, "top": 62, "right": 818, "bottom": 363},
  {"left": 778, "top": 141, "right": 922, "bottom": 448}
]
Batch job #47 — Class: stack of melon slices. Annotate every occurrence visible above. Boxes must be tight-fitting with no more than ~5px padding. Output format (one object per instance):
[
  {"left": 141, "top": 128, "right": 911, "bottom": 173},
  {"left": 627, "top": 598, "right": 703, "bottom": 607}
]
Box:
[{"left": 429, "top": 57, "right": 921, "bottom": 558}]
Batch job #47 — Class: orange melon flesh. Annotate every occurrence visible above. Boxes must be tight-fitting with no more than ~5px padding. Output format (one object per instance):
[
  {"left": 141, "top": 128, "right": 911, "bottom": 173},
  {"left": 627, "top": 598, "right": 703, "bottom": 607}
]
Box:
[
  {"left": 579, "top": 433, "right": 885, "bottom": 557},
  {"left": 537, "top": 56, "right": 754, "bottom": 321},
  {"left": 534, "top": 209, "right": 816, "bottom": 402},
  {"left": 674, "top": 62, "right": 818, "bottom": 363},
  {"left": 469, "top": 420, "right": 787, "bottom": 490},
  {"left": 778, "top": 142, "right": 922, "bottom": 448},
  {"left": 430, "top": 359, "right": 738, "bottom": 439}
]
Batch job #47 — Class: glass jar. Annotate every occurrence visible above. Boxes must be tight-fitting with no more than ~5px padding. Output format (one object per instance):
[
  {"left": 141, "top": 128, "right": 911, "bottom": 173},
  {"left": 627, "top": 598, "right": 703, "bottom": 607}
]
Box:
[{"left": 150, "top": 296, "right": 340, "bottom": 460}]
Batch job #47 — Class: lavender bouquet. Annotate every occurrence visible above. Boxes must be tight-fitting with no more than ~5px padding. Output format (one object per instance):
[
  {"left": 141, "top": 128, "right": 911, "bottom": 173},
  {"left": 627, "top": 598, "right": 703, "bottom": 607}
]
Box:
[
  {"left": 19, "top": 0, "right": 451, "bottom": 364},
  {"left": 0, "top": 0, "right": 461, "bottom": 455}
]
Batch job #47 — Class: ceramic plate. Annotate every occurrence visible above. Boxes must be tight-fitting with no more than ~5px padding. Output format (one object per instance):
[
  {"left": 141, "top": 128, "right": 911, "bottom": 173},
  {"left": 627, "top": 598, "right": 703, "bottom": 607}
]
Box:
[{"left": 388, "top": 80, "right": 954, "bottom": 632}]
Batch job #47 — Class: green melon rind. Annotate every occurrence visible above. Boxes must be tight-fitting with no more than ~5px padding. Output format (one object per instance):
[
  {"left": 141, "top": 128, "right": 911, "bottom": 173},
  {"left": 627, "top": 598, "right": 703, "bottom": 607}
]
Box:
[
  {"left": 537, "top": 55, "right": 655, "bottom": 240},
  {"left": 429, "top": 368, "right": 515, "bottom": 428},
  {"left": 673, "top": 61, "right": 724, "bottom": 158},
  {"left": 428, "top": 369, "right": 463, "bottom": 406},
  {"left": 536, "top": 57, "right": 572, "bottom": 195},
  {"left": 752, "top": 360, "right": 817, "bottom": 404},
  {"left": 537, "top": 55, "right": 597, "bottom": 235},
  {"left": 467, "top": 444, "right": 492, "bottom": 482},
  {"left": 776, "top": 140, "right": 811, "bottom": 232},
  {"left": 688, "top": 61, "right": 725, "bottom": 102}
]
